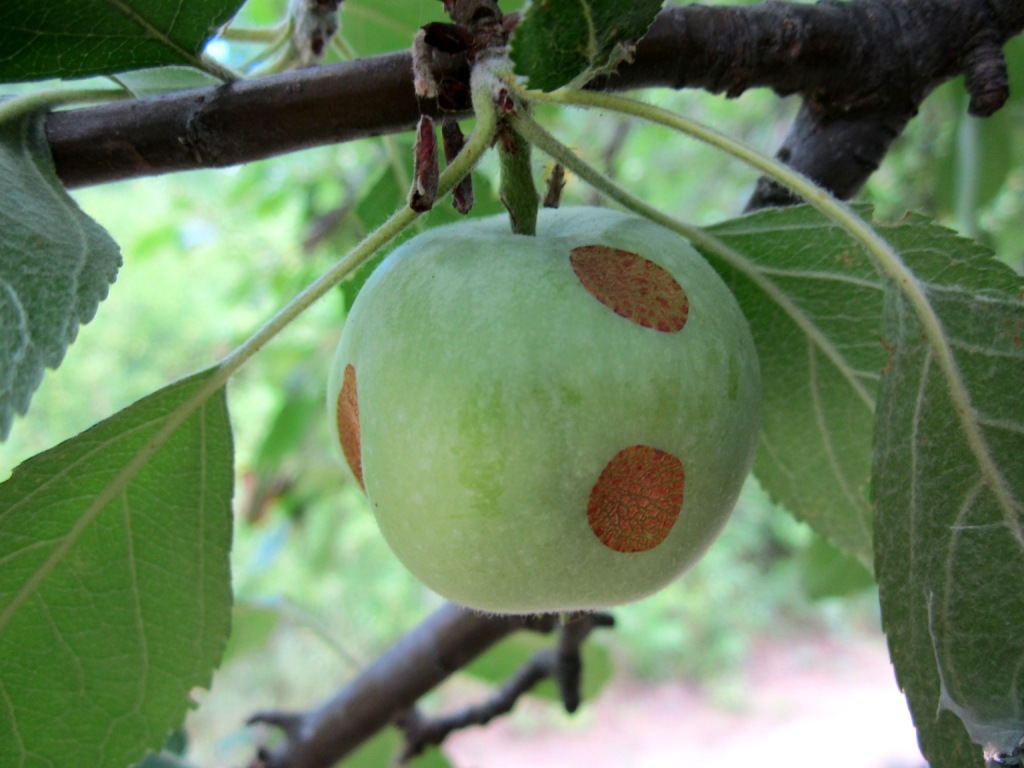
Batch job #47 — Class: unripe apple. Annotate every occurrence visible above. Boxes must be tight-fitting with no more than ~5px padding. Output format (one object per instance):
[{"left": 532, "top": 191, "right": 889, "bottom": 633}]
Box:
[{"left": 328, "top": 207, "right": 760, "bottom": 614}]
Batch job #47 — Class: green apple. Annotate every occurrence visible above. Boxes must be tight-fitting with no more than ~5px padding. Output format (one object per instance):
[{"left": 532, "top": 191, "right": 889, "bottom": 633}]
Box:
[{"left": 328, "top": 206, "right": 760, "bottom": 614}]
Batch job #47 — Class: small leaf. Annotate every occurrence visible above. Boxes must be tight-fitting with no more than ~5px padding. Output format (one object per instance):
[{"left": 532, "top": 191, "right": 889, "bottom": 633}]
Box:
[
  {"left": 873, "top": 230, "right": 1024, "bottom": 766},
  {"left": 511, "top": 0, "right": 664, "bottom": 92},
  {"left": 0, "top": 370, "right": 234, "bottom": 768},
  {"left": 113, "top": 66, "right": 223, "bottom": 96},
  {"left": 0, "top": 0, "right": 245, "bottom": 82},
  {"left": 934, "top": 83, "right": 1014, "bottom": 217},
  {"left": 799, "top": 534, "right": 875, "bottom": 601},
  {"left": 0, "top": 109, "right": 121, "bottom": 440},
  {"left": 345, "top": 728, "right": 402, "bottom": 768},
  {"left": 221, "top": 601, "right": 280, "bottom": 664}
]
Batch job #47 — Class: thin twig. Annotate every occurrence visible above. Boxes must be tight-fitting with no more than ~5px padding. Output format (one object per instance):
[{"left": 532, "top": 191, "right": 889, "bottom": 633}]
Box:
[{"left": 396, "top": 612, "right": 615, "bottom": 763}]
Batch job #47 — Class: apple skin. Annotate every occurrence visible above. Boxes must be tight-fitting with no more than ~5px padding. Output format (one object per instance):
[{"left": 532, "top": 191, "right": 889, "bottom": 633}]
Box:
[{"left": 328, "top": 207, "right": 760, "bottom": 614}]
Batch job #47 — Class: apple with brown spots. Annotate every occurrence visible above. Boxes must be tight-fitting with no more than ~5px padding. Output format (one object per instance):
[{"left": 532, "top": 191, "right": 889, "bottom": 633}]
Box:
[{"left": 329, "top": 207, "right": 760, "bottom": 614}]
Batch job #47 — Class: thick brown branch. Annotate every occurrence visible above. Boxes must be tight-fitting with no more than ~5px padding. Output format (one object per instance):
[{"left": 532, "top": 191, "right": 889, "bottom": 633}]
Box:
[
  {"left": 248, "top": 604, "right": 558, "bottom": 768},
  {"left": 46, "top": 0, "right": 1024, "bottom": 199},
  {"left": 47, "top": 51, "right": 431, "bottom": 189}
]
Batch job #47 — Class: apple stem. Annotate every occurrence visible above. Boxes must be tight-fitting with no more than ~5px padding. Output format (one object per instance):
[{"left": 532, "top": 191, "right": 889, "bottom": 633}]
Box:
[
  {"left": 494, "top": 87, "right": 539, "bottom": 234},
  {"left": 498, "top": 124, "right": 538, "bottom": 234}
]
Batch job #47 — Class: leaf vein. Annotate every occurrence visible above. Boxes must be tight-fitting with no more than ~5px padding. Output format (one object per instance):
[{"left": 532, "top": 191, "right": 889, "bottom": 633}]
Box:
[{"left": 752, "top": 265, "right": 882, "bottom": 290}]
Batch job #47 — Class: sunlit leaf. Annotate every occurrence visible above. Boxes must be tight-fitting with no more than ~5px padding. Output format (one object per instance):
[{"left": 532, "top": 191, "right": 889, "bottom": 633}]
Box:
[
  {"left": 0, "top": 370, "right": 234, "bottom": 768},
  {"left": 0, "top": 0, "right": 245, "bottom": 82},
  {"left": 511, "top": 0, "right": 663, "bottom": 91},
  {"left": 0, "top": 109, "right": 121, "bottom": 440},
  {"left": 873, "top": 227, "right": 1024, "bottom": 767}
]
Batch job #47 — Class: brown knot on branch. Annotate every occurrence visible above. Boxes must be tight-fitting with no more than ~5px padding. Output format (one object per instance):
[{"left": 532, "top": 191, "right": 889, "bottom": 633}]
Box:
[
  {"left": 596, "top": 0, "right": 1024, "bottom": 207},
  {"left": 962, "top": 31, "right": 1010, "bottom": 117}
]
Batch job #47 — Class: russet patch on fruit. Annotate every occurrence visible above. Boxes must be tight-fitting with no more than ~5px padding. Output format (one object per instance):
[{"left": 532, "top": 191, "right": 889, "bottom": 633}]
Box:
[
  {"left": 569, "top": 244, "right": 689, "bottom": 333},
  {"left": 336, "top": 363, "right": 363, "bottom": 490},
  {"left": 586, "top": 445, "right": 686, "bottom": 554},
  {"left": 329, "top": 207, "right": 760, "bottom": 614}
]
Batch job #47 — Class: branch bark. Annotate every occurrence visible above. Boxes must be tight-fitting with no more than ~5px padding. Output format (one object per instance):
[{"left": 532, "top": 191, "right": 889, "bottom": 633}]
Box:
[
  {"left": 47, "top": 0, "right": 1024, "bottom": 201},
  {"left": 396, "top": 612, "right": 614, "bottom": 763},
  {"left": 247, "top": 604, "right": 558, "bottom": 768}
]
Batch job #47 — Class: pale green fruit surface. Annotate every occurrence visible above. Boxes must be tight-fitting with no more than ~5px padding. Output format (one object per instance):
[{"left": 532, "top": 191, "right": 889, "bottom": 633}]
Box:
[{"left": 329, "top": 207, "right": 760, "bottom": 614}]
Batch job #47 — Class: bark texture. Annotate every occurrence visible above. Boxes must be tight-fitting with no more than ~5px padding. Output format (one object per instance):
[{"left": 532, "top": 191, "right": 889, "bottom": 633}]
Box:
[{"left": 248, "top": 606, "right": 558, "bottom": 768}]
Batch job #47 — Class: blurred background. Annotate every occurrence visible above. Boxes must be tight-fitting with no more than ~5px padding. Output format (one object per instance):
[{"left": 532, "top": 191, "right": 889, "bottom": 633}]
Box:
[{"left": 2, "top": 0, "right": 1023, "bottom": 765}]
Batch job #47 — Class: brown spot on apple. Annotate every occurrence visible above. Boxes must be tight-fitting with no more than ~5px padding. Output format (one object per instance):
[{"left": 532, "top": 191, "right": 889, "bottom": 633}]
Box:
[
  {"left": 337, "top": 363, "right": 364, "bottom": 490},
  {"left": 587, "top": 445, "right": 685, "bottom": 553},
  {"left": 570, "top": 245, "right": 689, "bottom": 333}
]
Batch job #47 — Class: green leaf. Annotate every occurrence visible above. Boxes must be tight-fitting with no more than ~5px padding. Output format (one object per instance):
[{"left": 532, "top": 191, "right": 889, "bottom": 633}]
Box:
[
  {"left": 0, "top": 109, "right": 121, "bottom": 441},
  {"left": 221, "top": 601, "right": 280, "bottom": 664},
  {"left": 0, "top": 0, "right": 245, "bottom": 82},
  {"left": 340, "top": 0, "right": 436, "bottom": 59},
  {"left": 873, "top": 229, "right": 1024, "bottom": 766},
  {"left": 799, "top": 534, "right": 875, "bottom": 601},
  {"left": 339, "top": 0, "right": 526, "bottom": 59},
  {"left": 934, "top": 83, "right": 1014, "bottom": 218},
  {"left": 337, "top": 159, "right": 504, "bottom": 312},
  {"left": 112, "top": 66, "right": 223, "bottom": 96},
  {"left": 703, "top": 205, "right": 886, "bottom": 563},
  {"left": 510, "top": 0, "right": 663, "bottom": 92},
  {"left": 253, "top": 378, "right": 322, "bottom": 473},
  {"left": 0, "top": 370, "right": 234, "bottom": 768},
  {"left": 345, "top": 728, "right": 401, "bottom": 768}
]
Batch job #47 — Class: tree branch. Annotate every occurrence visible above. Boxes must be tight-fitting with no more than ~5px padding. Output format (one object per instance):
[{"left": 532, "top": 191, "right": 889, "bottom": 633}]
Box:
[
  {"left": 46, "top": 0, "right": 1023, "bottom": 200},
  {"left": 247, "top": 604, "right": 559, "bottom": 768},
  {"left": 395, "top": 612, "right": 614, "bottom": 763}
]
